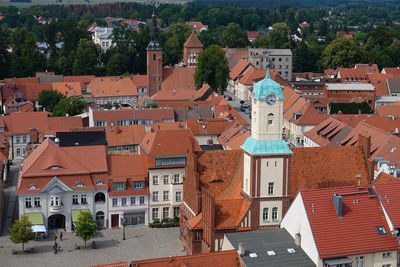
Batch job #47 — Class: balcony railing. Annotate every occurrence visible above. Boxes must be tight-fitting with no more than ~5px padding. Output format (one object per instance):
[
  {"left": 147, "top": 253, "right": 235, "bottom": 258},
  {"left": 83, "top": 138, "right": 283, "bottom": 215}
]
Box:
[{"left": 49, "top": 205, "right": 63, "bottom": 212}]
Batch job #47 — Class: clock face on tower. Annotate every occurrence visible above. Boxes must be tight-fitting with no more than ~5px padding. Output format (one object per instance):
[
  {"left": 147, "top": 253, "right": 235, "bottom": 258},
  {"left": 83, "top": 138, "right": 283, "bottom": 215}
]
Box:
[{"left": 266, "top": 94, "right": 277, "bottom": 106}]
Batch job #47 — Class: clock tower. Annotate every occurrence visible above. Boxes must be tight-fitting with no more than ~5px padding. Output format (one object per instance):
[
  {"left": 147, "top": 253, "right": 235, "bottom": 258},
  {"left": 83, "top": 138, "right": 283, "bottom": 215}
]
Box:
[{"left": 241, "top": 69, "right": 292, "bottom": 229}]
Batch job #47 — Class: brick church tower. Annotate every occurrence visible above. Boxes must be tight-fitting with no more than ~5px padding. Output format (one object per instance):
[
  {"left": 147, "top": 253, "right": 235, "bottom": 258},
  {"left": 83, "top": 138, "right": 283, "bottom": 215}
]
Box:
[
  {"left": 146, "top": 9, "right": 162, "bottom": 97},
  {"left": 183, "top": 31, "right": 203, "bottom": 67},
  {"left": 240, "top": 69, "right": 292, "bottom": 230}
]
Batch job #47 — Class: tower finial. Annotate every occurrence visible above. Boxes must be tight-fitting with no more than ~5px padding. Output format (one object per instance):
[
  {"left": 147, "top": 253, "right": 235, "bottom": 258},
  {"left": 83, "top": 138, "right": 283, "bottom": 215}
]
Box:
[{"left": 266, "top": 68, "right": 270, "bottom": 79}]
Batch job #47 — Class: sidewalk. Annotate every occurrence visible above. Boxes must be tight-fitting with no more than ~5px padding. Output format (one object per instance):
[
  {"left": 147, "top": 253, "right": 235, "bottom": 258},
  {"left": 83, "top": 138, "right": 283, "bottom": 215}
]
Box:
[{"left": 0, "top": 226, "right": 184, "bottom": 267}]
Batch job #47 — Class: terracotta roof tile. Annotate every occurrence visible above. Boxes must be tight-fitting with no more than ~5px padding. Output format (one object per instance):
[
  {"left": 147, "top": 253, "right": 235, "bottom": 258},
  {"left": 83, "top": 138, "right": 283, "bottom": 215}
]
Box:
[
  {"left": 106, "top": 125, "right": 146, "bottom": 147},
  {"left": 88, "top": 261, "right": 127, "bottom": 267},
  {"left": 301, "top": 185, "right": 399, "bottom": 258},
  {"left": 290, "top": 146, "right": 369, "bottom": 198},
  {"left": 9, "top": 112, "right": 49, "bottom": 135},
  {"left": 382, "top": 68, "right": 400, "bottom": 76},
  {"left": 133, "top": 108, "right": 174, "bottom": 123},
  {"left": 376, "top": 102, "right": 400, "bottom": 119},
  {"left": 64, "top": 75, "right": 95, "bottom": 89},
  {"left": 131, "top": 250, "right": 238, "bottom": 267},
  {"left": 92, "top": 109, "right": 133, "bottom": 126},
  {"left": 48, "top": 117, "right": 83, "bottom": 132},
  {"left": 89, "top": 77, "right": 137, "bottom": 98},
  {"left": 229, "top": 59, "right": 250, "bottom": 80},
  {"left": 183, "top": 31, "right": 203, "bottom": 48},
  {"left": 282, "top": 85, "right": 301, "bottom": 113},
  {"left": 52, "top": 82, "right": 82, "bottom": 97},
  {"left": 284, "top": 98, "right": 328, "bottom": 125},
  {"left": 373, "top": 172, "right": 400, "bottom": 184},
  {"left": 23, "top": 83, "right": 52, "bottom": 101},
  {"left": 162, "top": 67, "right": 196, "bottom": 91},
  {"left": 151, "top": 90, "right": 198, "bottom": 101},
  {"left": 109, "top": 154, "right": 147, "bottom": 179},
  {"left": 336, "top": 114, "right": 400, "bottom": 133},
  {"left": 374, "top": 182, "right": 400, "bottom": 228},
  {"left": 185, "top": 21, "right": 208, "bottom": 32},
  {"left": 303, "top": 117, "right": 353, "bottom": 146},
  {"left": 186, "top": 118, "right": 232, "bottom": 135},
  {"left": 129, "top": 74, "right": 148, "bottom": 87}
]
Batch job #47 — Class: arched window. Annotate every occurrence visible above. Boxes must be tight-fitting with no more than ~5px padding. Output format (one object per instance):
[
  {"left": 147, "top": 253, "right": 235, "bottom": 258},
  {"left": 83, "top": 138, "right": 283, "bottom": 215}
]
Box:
[
  {"left": 95, "top": 180, "right": 105, "bottom": 186},
  {"left": 268, "top": 113, "right": 274, "bottom": 117},
  {"left": 272, "top": 207, "right": 278, "bottom": 221},
  {"left": 95, "top": 192, "right": 106, "bottom": 203},
  {"left": 263, "top": 208, "right": 269, "bottom": 221},
  {"left": 75, "top": 182, "right": 85, "bottom": 187},
  {"left": 28, "top": 185, "right": 38, "bottom": 190}
]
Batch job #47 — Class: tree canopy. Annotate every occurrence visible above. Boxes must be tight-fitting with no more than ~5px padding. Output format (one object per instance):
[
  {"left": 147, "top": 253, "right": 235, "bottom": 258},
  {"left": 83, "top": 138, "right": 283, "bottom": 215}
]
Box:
[
  {"left": 39, "top": 90, "right": 64, "bottom": 112},
  {"left": 74, "top": 210, "right": 97, "bottom": 248},
  {"left": 9, "top": 215, "right": 36, "bottom": 252},
  {"left": 52, "top": 97, "right": 86, "bottom": 117},
  {"left": 195, "top": 44, "right": 229, "bottom": 95}
]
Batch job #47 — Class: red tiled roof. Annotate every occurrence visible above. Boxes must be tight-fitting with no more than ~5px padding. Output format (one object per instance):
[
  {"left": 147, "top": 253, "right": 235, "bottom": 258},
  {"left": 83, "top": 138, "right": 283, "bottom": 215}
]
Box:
[
  {"left": 52, "top": 82, "right": 82, "bottom": 97},
  {"left": 162, "top": 67, "right": 196, "bottom": 91},
  {"left": 151, "top": 89, "right": 198, "bottom": 101},
  {"left": 185, "top": 21, "right": 208, "bottom": 32},
  {"left": 382, "top": 68, "right": 400, "bottom": 76},
  {"left": 229, "top": 59, "right": 251, "bottom": 80},
  {"left": 90, "top": 77, "right": 138, "bottom": 98},
  {"left": 284, "top": 98, "right": 328, "bottom": 125},
  {"left": 106, "top": 125, "right": 146, "bottom": 147},
  {"left": 183, "top": 31, "right": 203, "bottom": 48},
  {"left": 134, "top": 108, "right": 174, "bottom": 123},
  {"left": 64, "top": 75, "right": 95, "bottom": 89},
  {"left": 367, "top": 73, "right": 390, "bottom": 96},
  {"left": 88, "top": 261, "right": 127, "bottom": 267},
  {"left": 23, "top": 83, "right": 52, "bottom": 101},
  {"left": 129, "top": 74, "right": 148, "bottom": 88},
  {"left": 131, "top": 250, "right": 238, "bottom": 266},
  {"left": 290, "top": 146, "right": 369, "bottom": 198},
  {"left": 196, "top": 150, "right": 249, "bottom": 229},
  {"left": 374, "top": 182, "right": 400, "bottom": 228},
  {"left": 19, "top": 102, "right": 34, "bottom": 112},
  {"left": 48, "top": 117, "right": 83, "bottom": 132},
  {"left": 376, "top": 102, "right": 400, "bottom": 119},
  {"left": 92, "top": 109, "right": 133, "bottom": 126},
  {"left": 301, "top": 185, "right": 399, "bottom": 258},
  {"left": 282, "top": 86, "right": 301, "bottom": 113},
  {"left": 9, "top": 112, "right": 49, "bottom": 135},
  {"left": 247, "top": 31, "right": 259, "bottom": 40},
  {"left": 336, "top": 114, "right": 400, "bottom": 134},
  {"left": 186, "top": 118, "right": 231, "bottom": 135},
  {"left": 373, "top": 172, "right": 400, "bottom": 184},
  {"left": 109, "top": 154, "right": 147, "bottom": 179}
]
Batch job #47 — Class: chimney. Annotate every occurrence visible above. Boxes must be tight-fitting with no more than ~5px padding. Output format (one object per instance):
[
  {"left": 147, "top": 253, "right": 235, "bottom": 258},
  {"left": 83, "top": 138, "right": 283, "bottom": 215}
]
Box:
[
  {"left": 238, "top": 242, "right": 245, "bottom": 256},
  {"left": 29, "top": 128, "right": 39, "bottom": 144},
  {"left": 295, "top": 233, "right": 301, "bottom": 246},
  {"left": 356, "top": 174, "right": 362, "bottom": 185},
  {"left": 332, "top": 194, "right": 343, "bottom": 218},
  {"left": 358, "top": 132, "right": 371, "bottom": 161}
]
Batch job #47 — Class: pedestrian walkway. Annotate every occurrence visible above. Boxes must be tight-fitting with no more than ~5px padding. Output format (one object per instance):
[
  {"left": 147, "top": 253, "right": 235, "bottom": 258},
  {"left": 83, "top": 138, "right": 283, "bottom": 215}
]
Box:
[
  {"left": 1, "top": 163, "right": 20, "bottom": 236},
  {"left": 0, "top": 226, "right": 184, "bottom": 267}
]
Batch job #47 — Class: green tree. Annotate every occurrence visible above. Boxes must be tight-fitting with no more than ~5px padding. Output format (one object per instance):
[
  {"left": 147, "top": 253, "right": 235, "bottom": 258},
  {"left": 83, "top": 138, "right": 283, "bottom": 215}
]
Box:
[
  {"left": 252, "top": 34, "right": 269, "bottom": 48},
  {"left": 39, "top": 90, "right": 64, "bottom": 112},
  {"left": 106, "top": 52, "right": 130, "bottom": 76},
  {"left": 53, "top": 97, "right": 86, "bottom": 117},
  {"left": 195, "top": 44, "right": 229, "bottom": 95},
  {"left": 72, "top": 39, "right": 99, "bottom": 75},
  {"left": 9, "top": 215, "right": 36, "bottom": 252},
  {"left": 220, "top": 23, "right": 248, "bottom": 48},
  {"left": 267, "top": 22, "right": 290, "bottom": 49},
  {"left": 74, "top": 210, "right": 97, "bottom": 248},
  {"left": 319, "top": 38, "right": 366, "bottom": 70},
  {"left": 294, "top": 41, "right": 318, "bottom": 72},
  {"left": 160, "top": 22, "right": 191, "bottom": 66},
  {"left": 0, "top": 27, "right": 10, "bottom": 79}
]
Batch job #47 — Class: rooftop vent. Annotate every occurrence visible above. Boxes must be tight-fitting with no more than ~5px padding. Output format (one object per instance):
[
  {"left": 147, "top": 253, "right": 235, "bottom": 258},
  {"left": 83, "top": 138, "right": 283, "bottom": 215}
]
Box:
[
  {"left": 376, "top": 226, "right": 387, "bottom": 235},
  {"left": 287, "top": 248, "right": 295, "bottom": 254},
  {"left": 267, "top": 251, "right": 276, "bottom": 256},
  {"left": 249, "top": 253, "right": 258, "bottom": 258}
]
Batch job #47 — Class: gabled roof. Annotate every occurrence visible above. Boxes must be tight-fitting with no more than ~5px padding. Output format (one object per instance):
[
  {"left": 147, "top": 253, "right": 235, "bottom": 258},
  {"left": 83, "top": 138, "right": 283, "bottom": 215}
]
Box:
[
  {"left": 376, "top": 101, "right": 400, "bottom": 119},
  {"left": 48, "top": 117, "right": 83, "bottom": 132},
  {"left": 303, "top": 117, "right": 354, "bottom": 146},
  {"left": 373, "top": 172, "right": 400, "bottom": 184},
  {"left": 89, "top": 77, "right": 138, "bottom": 98},
  {"left": 23, "top": 83, "right": 52, "bottom": 101},
  {"left": 300, "top": 185, "right": 399, "bottom": 258},
  {"left": 229, "top": 59, "right": 251, "bottom": 80},
  {"left": 282, "top": 86, "right": 301, "bottom": 113},
  {"left": 367, "top": 73, "right": 390, "bottom": 96},
  {"left": 336, "top": 113, "right": 400, "bottom": 134},
  {"left": 374, "top": 182, "right": 400, "bottom": 228},
  {"left": 382, "top": 68, "right": 400, "bottom": 76},
  {"left": 92, "top": 109, "right": 134, "bottom": 125},
  {"left": 106, "top": 125, "right": 146, "bottom": 147},
  {"left": 133, "top": 108, "right": 174, "bottom": 123},
  {"left": 129, "top": 74, "right": 148, "bottom": 88},
  {"left": 162, "top": 67, "right": 196, "bottom": 91},
  {"left": 284, "top": 98, "right": 327, "bottom": 125},
  {"left": 64, "top": 75, "right": 95, "bottom": 89},
  {"left": 196, "top": 150, "right": 249, "bottom": 229},
  {"left": 52, "top": 82, "right": 82, "bottom": 97},
  {"left": 9, "top": 112, "right": 49, "bottom": 135},
  {"left": 290, "top": 146, "right": 369, "bottom": 198},
  {"left": 186, "top": 118, "right": 231, "bottom": 135},
  {"left": 131, "top": 250, "right": 238, "bottom": 267},
  {"left": 109, "top": 154, "right": 147, "bottom": 179},
  {"left": 183, "top": 31, "right": 203, "bottom": 48}
]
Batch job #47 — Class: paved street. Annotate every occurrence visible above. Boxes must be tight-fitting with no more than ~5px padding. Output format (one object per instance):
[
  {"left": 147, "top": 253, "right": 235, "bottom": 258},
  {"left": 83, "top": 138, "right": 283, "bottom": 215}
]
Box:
[
  {"left": 0, "top": 226, "right": 185, "bottom": 267},
  {"left": 224, "top": 92, "right": 252, "bottom": 125},
  {"left": 1, "top": 162, "right": 20, "bottom": 236}
]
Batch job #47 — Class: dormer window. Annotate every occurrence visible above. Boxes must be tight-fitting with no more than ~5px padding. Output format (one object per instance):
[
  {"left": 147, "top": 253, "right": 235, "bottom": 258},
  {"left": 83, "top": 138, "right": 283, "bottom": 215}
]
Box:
[
  {"left": 48, "top": 166, "right": 62, "bottom": 170},
  {"left": 28, "top": 185, "right": 38, "bottom": 190},
  {"left": 95, "top": 180, "right": 105, "bottom": 186},
  {"left": 75, "top": 182, "right": 85, "bottom": 188}
]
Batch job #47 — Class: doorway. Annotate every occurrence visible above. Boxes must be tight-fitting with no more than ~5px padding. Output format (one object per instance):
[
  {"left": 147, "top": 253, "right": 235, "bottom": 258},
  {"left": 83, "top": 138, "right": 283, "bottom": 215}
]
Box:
[
  {"left": 48, "top": 214, "right": 66, "bottom": 229},
  {"left": 111, "top": 214, "right": 119, "bottom": 227}
]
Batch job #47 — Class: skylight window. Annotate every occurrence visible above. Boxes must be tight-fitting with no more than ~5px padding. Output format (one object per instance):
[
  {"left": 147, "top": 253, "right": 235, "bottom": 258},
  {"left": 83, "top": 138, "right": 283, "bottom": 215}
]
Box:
[
  {"left": 376, "top": 226, "right": 387, "bottom": 235},
  {"left": 49, "top": 166, "right": 62, "bottom": 170},
  {"left": 287, "top": 248, "right": 295, "bottom": 254},
  {"left": 95, "top": 180, "right": 105, "bottom": 186},
  {"left": 249, "top": 253, "right": 258, "bottom": 258},
  {"left": 75, "top": 182, "right": 85, "bottom": 187},
  {"left": 267, "top": 251, "right": 276, "bottom": 256}
]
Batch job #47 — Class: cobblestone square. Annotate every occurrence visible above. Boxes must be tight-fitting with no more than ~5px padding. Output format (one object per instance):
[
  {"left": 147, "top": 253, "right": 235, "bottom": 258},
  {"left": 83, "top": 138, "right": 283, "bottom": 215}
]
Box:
[{"left": 0, "top": 226, "right": 185, "bottom": 267}]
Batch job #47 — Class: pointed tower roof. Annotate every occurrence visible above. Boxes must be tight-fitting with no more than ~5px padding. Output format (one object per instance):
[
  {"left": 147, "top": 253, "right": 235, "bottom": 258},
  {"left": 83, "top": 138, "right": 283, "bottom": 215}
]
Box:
[
  {"left": 253, "top": 69, "right": 284, "bottom": 100},
  {"left": 147, "top": 7, "right": 162, "bottom": 51},
  {"left": 184, "top": 31, "right": 203, "bottom": 48}
]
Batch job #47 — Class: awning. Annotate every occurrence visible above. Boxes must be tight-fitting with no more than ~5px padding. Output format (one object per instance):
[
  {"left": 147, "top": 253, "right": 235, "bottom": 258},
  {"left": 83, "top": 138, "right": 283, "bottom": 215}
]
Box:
[
  {"left": 324, "top": 258, "right": 352, "bottom": 266},
  {"left": 71, "top": 209, "right": 90, "bottom": 223},
  {"left": 26, "top": 212, "right": 44, "bottom": 225},
  {"left": 31, "top": 225, "right": 47, "bottom": 233}
]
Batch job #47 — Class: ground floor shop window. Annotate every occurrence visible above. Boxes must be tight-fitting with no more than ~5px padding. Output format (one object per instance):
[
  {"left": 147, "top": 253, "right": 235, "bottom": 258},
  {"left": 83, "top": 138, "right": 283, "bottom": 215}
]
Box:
[{"left": 125, "top": 212, "right": 145, "bottom": 226}]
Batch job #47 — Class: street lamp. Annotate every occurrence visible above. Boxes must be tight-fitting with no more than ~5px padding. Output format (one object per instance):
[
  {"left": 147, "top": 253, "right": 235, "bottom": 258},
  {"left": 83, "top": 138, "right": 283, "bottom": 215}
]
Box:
[{"left": 121, "top": 217, "right": 127, "bottom": 241}]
